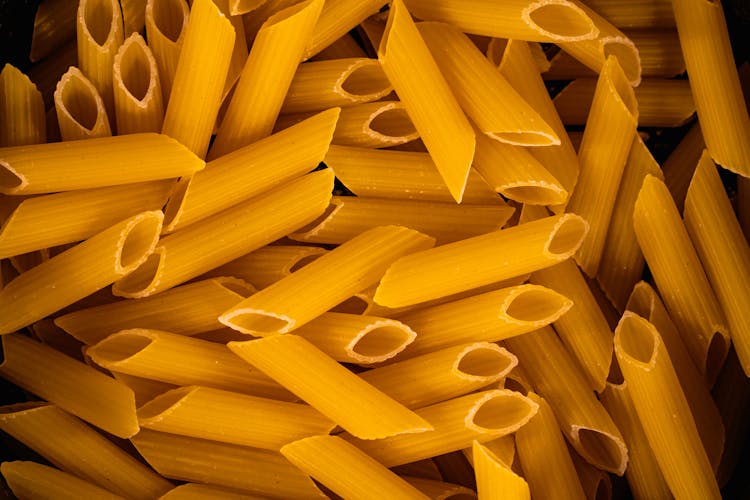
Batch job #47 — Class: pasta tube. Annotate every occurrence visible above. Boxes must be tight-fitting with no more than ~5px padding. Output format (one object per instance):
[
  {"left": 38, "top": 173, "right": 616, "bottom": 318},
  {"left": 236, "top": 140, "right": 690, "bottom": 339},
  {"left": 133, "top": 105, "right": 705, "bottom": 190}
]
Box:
[
  {"left": 579, "top": 0, "right": 674, "bottom": 28},
  {"left": 228, "top": 335, "right": 433, "bottom": 439},
  {"left": 0, "top": 64, "right": 45, "bottom": 147},
  {"left": 121, "top": 0, "right": 147, "bottom": 34},
  {"left": 144, "top": 0, "right": 188, "bottom": 104},
  {"left": 159, "top": 483, "right": 267, "bottom": 499},
  {"left": 112, "top": 372, "right": 177, "bottom": 408},
  {"left": 662, "top": 122, "right": 705, "bottom": 212},
  {"left": 614, "top": 312, "right": 721, "bottom": 499},
  {"left": 304, "top": 0, "right": 386, "bottom": 58},
  {"left": 473, "top": 440, "right": 530, "bottom": 500},
  {"left": 0, "top": 211, "right": 162, "bottom": 333},
  {"left": 220, "top": 225, "right": 434, "bottom": 335},
  {"left": 378, "top": 0, "right": 475, "bottom": 203},
  {"left": 374, "top": 213, "right": 588, "bottom": 307},
  {"left": 1, "top": 461, "right": 124, "bottom": 500},
  {"left": 53, "top": 66, "right": 112, "bottom": 141},
  {"left": 29, "top": 0, "right": 77, "bottom": 62}
]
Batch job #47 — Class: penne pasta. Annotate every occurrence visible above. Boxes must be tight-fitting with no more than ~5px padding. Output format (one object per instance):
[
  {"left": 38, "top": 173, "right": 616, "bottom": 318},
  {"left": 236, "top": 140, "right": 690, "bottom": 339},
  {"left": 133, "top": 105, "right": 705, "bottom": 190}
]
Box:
[
  {"left": 580, "top": 0, "right": 674, "bottom": 29},
  {"left": 662, "top": 122, "right": 705, "bottom": 212},
  {"left": 209, "top": 0, "right": 324, "bottom": 159},
  {"left": 121, "top": 0, "right": 148, "bottom": 34},
  {"left": 30, "top": 0, "right": 78, "bottom": 62},
  {"left": 112, "top": 33, "right": 164, "bottom": 134},
  {"left": 0, "top": 64, "right": 46, "bottom": 147},
  {"left": 570, "top": 449, "right": 612, "bottom": 500},
  {"left": 231, "top": 0, "right": 268, "bottom": 15},
  {"left": 0, "top": 335, "right": 138, "bottom": 438},
  {"left": 228, "top": 335, "right": 432, "bottom": 439},
  {"left": 54, "top": 66, "right": 112, "bottom": 141},
  {"left": 164, "top": 108, "right": 338, "bottom": 232},
  {"left": 633, "top": 174, "right": 730, "bottom": 383},
  {"left": 159, "top": 483, "right": 268, "bottom": 499},
  {"left": 401, "top": 477, "right": 478, "bottom": 499},
  {"left": 312, "top": 32, "right": 368, "bottom": 61},
  {"left": 145, "top": 0, "right": 189, "bottom": 104},
  {"left": 373, "top": 213, "right": 588, "bottom": 307},
  {"left": 472, "top": 440, "right": 530, "bottom": 500},
  {"left": 0, "top": 211, "right": 162, "bottom": 333},
  {"left": 113, "top": 169, "right": 333, "bottom": 298},
  {"left": 614, "top": 312, "right": 721, "bottom": 499},
  {"left": 281, "top": 435, "right": 431, "bottom": 500},
  {"left": 288, "top": 196, "right": 513, "bottom": 245},
  {"left": 1, "top": 461, "right": 125, "bottom": 500},
  {"left": 213, "top": 0, "right": 249, "bottom": 102},
  {"left": 565, "top": 56, "right": 638, "bottom": 277},
  {"left": 112, "top": 372, "right": 178, "bottom": 408},
  {"left": 378, "top": 0, "right": 475, "bottom": 203},
  {"left": 304, "top": 0, "right": 386, "bottom": 58},
  {"left": 55, "top": 277, "right": 254, "bottom": 345},
  {"left": 281, "top": 58, "right": 392, "bottom": 114},
  {"left": 161, "top": 0, "right": 235, "bottom": 159},
  {"left": 326, "top": 101, "right": 417, "bottom": 148},
  {"left": 671, "top": 0, "right": 750, "bottom": 176},
  {"left": 220, "top": 225, "right": 434, "bottom": 335}
]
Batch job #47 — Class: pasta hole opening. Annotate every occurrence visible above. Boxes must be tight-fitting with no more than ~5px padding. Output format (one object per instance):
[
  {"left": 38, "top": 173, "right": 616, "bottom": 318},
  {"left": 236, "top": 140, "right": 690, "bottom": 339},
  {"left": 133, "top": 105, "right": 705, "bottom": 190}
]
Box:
[
  {"left": 471, "top": 394, "right": 533, "bottom": 431},
  {"left": 114, "top": 251, "right": 162, "bottom": 295},
  {"left": 293, "top": 203, "right": 336, "bottom": 234},
  {"left": 368, "top": 108, "right": 417, "bottom": 140},
  {"left": 226, "top": 313, "right": 291, "bottom": 335},
  {"left": 83, "top": 0, "right": 114, "bottom": 46},
  {"left": 119, "top": 216, "right": 162, "bottom": 270},
  {"left": 576, "top": 428, "right": 626, "bottom": 474},
  {"left": 617, "top": 316, "right": 656, "bottom": 364},
  {"left": 94, "top": 333, "right": 153, "bottom": 363},
  {"left": 218, "top": 279, "right": 255, "bottom": 297},
  {"left": 0, "top": 163, "right": 23, "bottom": 191},
  {"left": 594, "top": 477, "right": 612, "bottom": 500},
  {"left": 546, "top": 215, "right": 587, "bottom": 255},
  {"left": 119, "top": 40, "right": 151, "bottom": 101},
  {"left": 61, "top": 74, "right": 98, "bottom": 131},
  {"left": 503, "top": 376, "right": 529, "bottom": 395},
  {"left": 350, "top": 325, "right": 412, "bottom": 358},
  {"left": 331, "top": 296, "right": 369, "bottom": 314},
  {"left": 493, "top": 131, "right": 558, "bottom": 147},
  {"left": 163, "top": 178, "right": 189, "bottom": 230},
  {"left": 153, "top": 0, "right": 187, "bottom": 42},
  {"left": 289, "top": 254, "right": 323, "bottom": 273},
  {"left": 527, "top": 3, "right": 594, "bottom": 39},
  {"left": 501, "top": 185, "right": 566, "bottom": 206},
  {"left": 457, "top": 347, "right": 512, "bottom": 378},
  {"left": 705, "top": 331, "right": 729, "bottom": 384},
  {"left": 137, "top": 387, "right": 191, "bottom": 420},
  {"left": 505, "top": 288, "right": 569, "bottom": 323},
  {"left": 341, "top": 64, "right": 391, "bottom": 98},
  {"left": 603, "top": 42, "right": 641, "bottom": 89}
]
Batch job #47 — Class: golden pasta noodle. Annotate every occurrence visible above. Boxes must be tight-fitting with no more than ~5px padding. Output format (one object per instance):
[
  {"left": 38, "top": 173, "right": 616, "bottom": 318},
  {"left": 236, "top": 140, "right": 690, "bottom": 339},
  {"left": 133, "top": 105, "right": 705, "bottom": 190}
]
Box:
[
  {"left": 662, "top": 122, "right": 705, "bottom": 212},
  {"left": 304, "top": 0, "right": 387, "bottom": 58},
  {"left": 121, "top": 0, "right": 148, "bottom": 34},
  {"left": 30, "top": 0, "right": 78, "bottom": 62},
  {"left": 144, "top": 0, "right": 189, "bottom": 104},
  {"left": 472, "top": 440, "right": 530, "bottom": 500},
  {"left": 158, "top": 483, "right": 269, "bottom": 500},
  {"left": 54, "top": 66, "right": 112, "bottom": 141},
  {"left": 0, "top": 64, "right": 46, "bottom": 147},
  {"left": 580, "top": 0, "right": 674, "bottom": 29},
  {"left": 1, "top": 461, "right": 125, "bottom": 500}
]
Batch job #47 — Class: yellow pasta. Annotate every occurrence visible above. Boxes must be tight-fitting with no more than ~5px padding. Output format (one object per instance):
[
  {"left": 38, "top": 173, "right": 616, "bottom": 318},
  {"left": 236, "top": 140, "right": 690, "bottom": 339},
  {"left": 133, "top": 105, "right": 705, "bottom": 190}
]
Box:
[
  {"left": 662, "top": 122, "right": 705, "bottom": 212},
  {"left": 289, "top": 196, "right": 513, "bottom": 245},
  {"left": 1, "top": 461, "right": 124, "bottom": 500},
  {"left": 281, "top": 435, "right": 431, "bottom": 500},
  {"left": 131, "top": 429, "right": 327, "bottom": 498},
  {"left": 164, "top": 108, "right": 338, "bottom": 232},
  {"left": 144, "top": 0, "right": 189, "bottom": 104},
  {"left": 159, "top": 483, "right": 268, "bottom": 500},
  {"left": 312, "top": 32, "right": 369, "bottom": 61},
  {"left": 212, "top": 0, "right": 249, "bottom": 102},
  {"left": 87, "top": 329, "right": 291, "bottom": 400},
  {"left": 29, "top": 0, "right": 78, "bottom": 63},
  {"left": 633, "top": 174, "right": 730, "bottom": 383},
  {"left": 614, "top": 312, "right": 721, "bottom": 499},
  {"left": 220, "top": 225, "right": 434, "bottom": 335},
  {"left": 0, "top": 64, "right": 45, "bottom": 147},
  {"left": 112, "top": 33, "right": 164, "bottom": 134},
  {"left": 112, "top": 372, "right": 178, "bottom": 408},
  {"left": 0, "top": 180, "right": 172, "bottom": 259},
  {"left": 209, "top": 0, "right": 324, "bottom": 159},
  {"left": 0, "top": 403, "right": 172, "bottom": 498},
  {"left": 0, "top": 335, "right": 138, "bottom": 438},
  {"left": 343, "top": 389, "right": 538, "bottom": 467},
  {"left": 113, "top": 169, "right": 333, "bottom": 298},
  {"left": 374, "top": 213, "right": 588, "bottom": 307},
  {"left": 304, "top": 0, "right": 386, "bottom": 58},
  {"left": 161, "top": 0, "right": 235, "bottom": 159},
  {"left": 76, "top": 0, "right": 124, "bottom": 127},
  {"left": 579, "top": 0, "right": 674, "bottom": 29},
  {"left": 505, "top": 326, "right": 628, "bottom": 475},
  {"left": 121, "top": 0, "right": 148, "bottom": 34},
  {"left": 55, "top": 277, "right": 254, "bottom": 344},
  {"left": 671, "top": 0, "right": 750, "bottom": 176},
  {"left": 281, "top": 58, "right": 392, "bottom": 114},
  {"left": 54, "top": 66, "right": 112, "bottom": 141},
  {"left": 472, "top": 440, "right": 529, "bottom": 500},
  {"left": 0, "top": 211, "right": 162, "bottom": 333},
  {"left": 378, "top": 0, "right": 475, "bottom": 203}
]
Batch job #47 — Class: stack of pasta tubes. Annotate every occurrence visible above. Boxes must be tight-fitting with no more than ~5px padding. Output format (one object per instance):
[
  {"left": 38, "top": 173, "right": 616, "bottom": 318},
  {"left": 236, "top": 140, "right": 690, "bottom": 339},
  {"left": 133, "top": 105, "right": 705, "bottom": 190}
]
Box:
[{"left": 1, "top": 0, "right": 749, "bottom": 498}]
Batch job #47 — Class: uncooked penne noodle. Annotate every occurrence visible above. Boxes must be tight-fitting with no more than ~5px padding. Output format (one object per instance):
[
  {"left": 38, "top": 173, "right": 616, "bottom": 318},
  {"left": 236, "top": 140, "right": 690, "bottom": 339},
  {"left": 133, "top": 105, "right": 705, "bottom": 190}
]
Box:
[
  {"left": 228, "top": 335, "right": 433, "bottom": 439},
  {"left": 0, "top": 180, "right": 172, "bottom": 260},
  {"left": 290, "top": 312, "right": 416, "bottom": 364},
  {"left": 209, "top": 0, "right": 323, "bottom": 159},
  {"left": 600, "top": 382, "right": 671, "bottom": 500},
  {"left": 0, "top": 211, "right": 162, "bottom": 333},
  {"left": 0, "top": 335, "right": 138, "bottom": 438},
  {"left": 672, "top": 0, "right": 750, "bottom": 176},
  {"left": 396, "top": 284, "right": 572, "bottom": 358},
  {"left": 212, "top": 0, "right": 248, "bottom": 102},
  {"left": 220, "top": 225, "right": 434, "bottom": 335},
  {"left": 515, "top": 392, "right": 587, "bottom": 500},
  {"left": 662, "top": 122, "right": 705, "bottom": 212},
  {"left": 0, "top": 403, "right": 172, "bottom": 499},
  {"left": 378, "top": 0, "right": 475, "bottom": 203},
  {"left": 131, "top": 429, "right": 326, "bottom": 498},
  {"left": 597, "top": 136, "right": 663, "bottom": 311},
  {"left": 289, "top": 196, "right": 513, "bottom": 245},
  {"left": 121, "top": 0, "right": 148, "bottom": 34},
  {"left": 419, "top": 23, "right": 558, "bottom": 147},
  {"left": 400, "top": 476, "right": 478, "bottom": 500},
  {"left": 472, "top": 440, "right": 529, "bottom": 500},
  {"left": 281, "top": 435, "right": 430, "bottom": 500},
  {"left": 614, "top": 312, "right": 721, "bottom": 499},
  {"left": 112, "top": 372, "right": 178, "bottom": 408},
  {"left": 30, "top": 0, "right": 78, "bottom": 62},
  {"left": 231, "top": 0, "right": 268, "bottom": 15},
  {"left": 343, "top": 389, "right": 538, "bottom": 467},
  {"left": 324, "top": 145, "right": 501, "bottom": 204},
  {"left": 1, "top": 461, "right": 124, "bottom": 500},
  {"left": 0, "top": 64, "right": 46, "bottom": 147},
  {"left": 88, "top": 329, "right": 291, "bottom": 399},
  {"left": 313, "top": 32, "right": 369, "bottom": 61},
  {"left": 505, "top": 326, "right": 628, "bottom": 475},
  {"left": 557, "top": 0, "right": 641, "bottom": 86},
  {"left": 54, "top": 66, "right": 112, "bottom": 141},
  {"left": 113, "top": 169, "right": 333, "bottom": 298},
  {"left": 569, "top": 450, "right": 612, "bottom": 500},
  {"left": 138, "top": 385, "right": 335, "bottom": 450},
  {"left": 360, "top": 342, "right": 516, "bottom": 409},
  {"left": 159, "top": 483, "right": 268, "bottom": 499},
  {"left": 555, "top": 78, "right": 694, "bottom": 128},
  {"left": 164, "top": 108, "right": 338, "bottom": 232},
  {"left": 402, "top": 0, "right": 597, "bottom": 43},
  {"left": 112, "top": 33, "right": 164, "bottom": 134},
  {"left": 76, "top": 0, "right": 124, "bottom": 126},
  {"left": 566, "top": 56, "right": 637, "bottom": 277},
  {"left": 373, "top": 213, "right": 588, "bottom": 307},
  {"left": 281, "top": 58, "right": 392, "bottom": 113},
  {"left": 162, "top": 0, "right": 234, "bottom": 159},
  {"left": 579, "top": 0, "right": 674, "bottom": 29},
  {"left": 633, "top": 174, "right": 730, "bottom": 383},
  {"left": 145, "top": 0, "right": 189, "bottom": 104},
  {"left": 304, "top": 0, "right": 386, "bottom": 58},
  {"left": 56, "top": 277, "right": 254, "bottom": 344},
  {"left": 472, "top": 133, "right": 568, "bottom": 206}
]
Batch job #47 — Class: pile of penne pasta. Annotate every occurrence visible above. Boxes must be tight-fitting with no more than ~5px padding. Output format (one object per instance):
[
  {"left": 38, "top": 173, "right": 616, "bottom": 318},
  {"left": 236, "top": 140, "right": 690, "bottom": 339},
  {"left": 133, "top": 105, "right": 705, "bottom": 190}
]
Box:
[{"left": 1, "top": 0, "right": 749, "bottom": 498}]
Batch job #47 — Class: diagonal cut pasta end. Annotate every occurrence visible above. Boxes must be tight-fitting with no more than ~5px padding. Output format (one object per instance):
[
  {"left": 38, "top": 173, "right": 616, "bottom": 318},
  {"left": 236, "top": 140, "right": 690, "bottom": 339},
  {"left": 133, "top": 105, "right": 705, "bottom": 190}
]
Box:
[
  {"left": 347, "top": 319, "right": 416, "bottom": 364},
  {"left": 571, "top": 425, "right": 629, "bottom": 476},
  {"left": 0, "top": 161, "right": 27, "bottom": 195},
  {"left": 88, "top": 329, "right": 158, "bottom": 369},
  {"left": 602, "top": 38, "right": 642, "bottom": 88},
  {"left": 466, "top": 389, "right": 539, "bottom": 436},
  {"left": 137, "top": 385, "right": 195, "bottom": 425},
  {"left": 500, "top": 284, "right": 574, "bottom": 328},
  {"left": 336, "top": 58, "right": 393, "bottom": 103},
  {"left": 112, "top": 246, "right": 165, "bottom": 298},
  {"left": 116, "top": 210, "right": 164, "bottom": 275},
  {"left": 219, "top": 308, "right": 295, "bottom": 336},
  {"left": 523, "top": 0, "right": 599, "bottom": 43},
  {"left": 453, "top": 343, "right": 518, "bottom": 383},
  {"left": 543, "top": 213, "right": 589, "bottom": 258}
]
